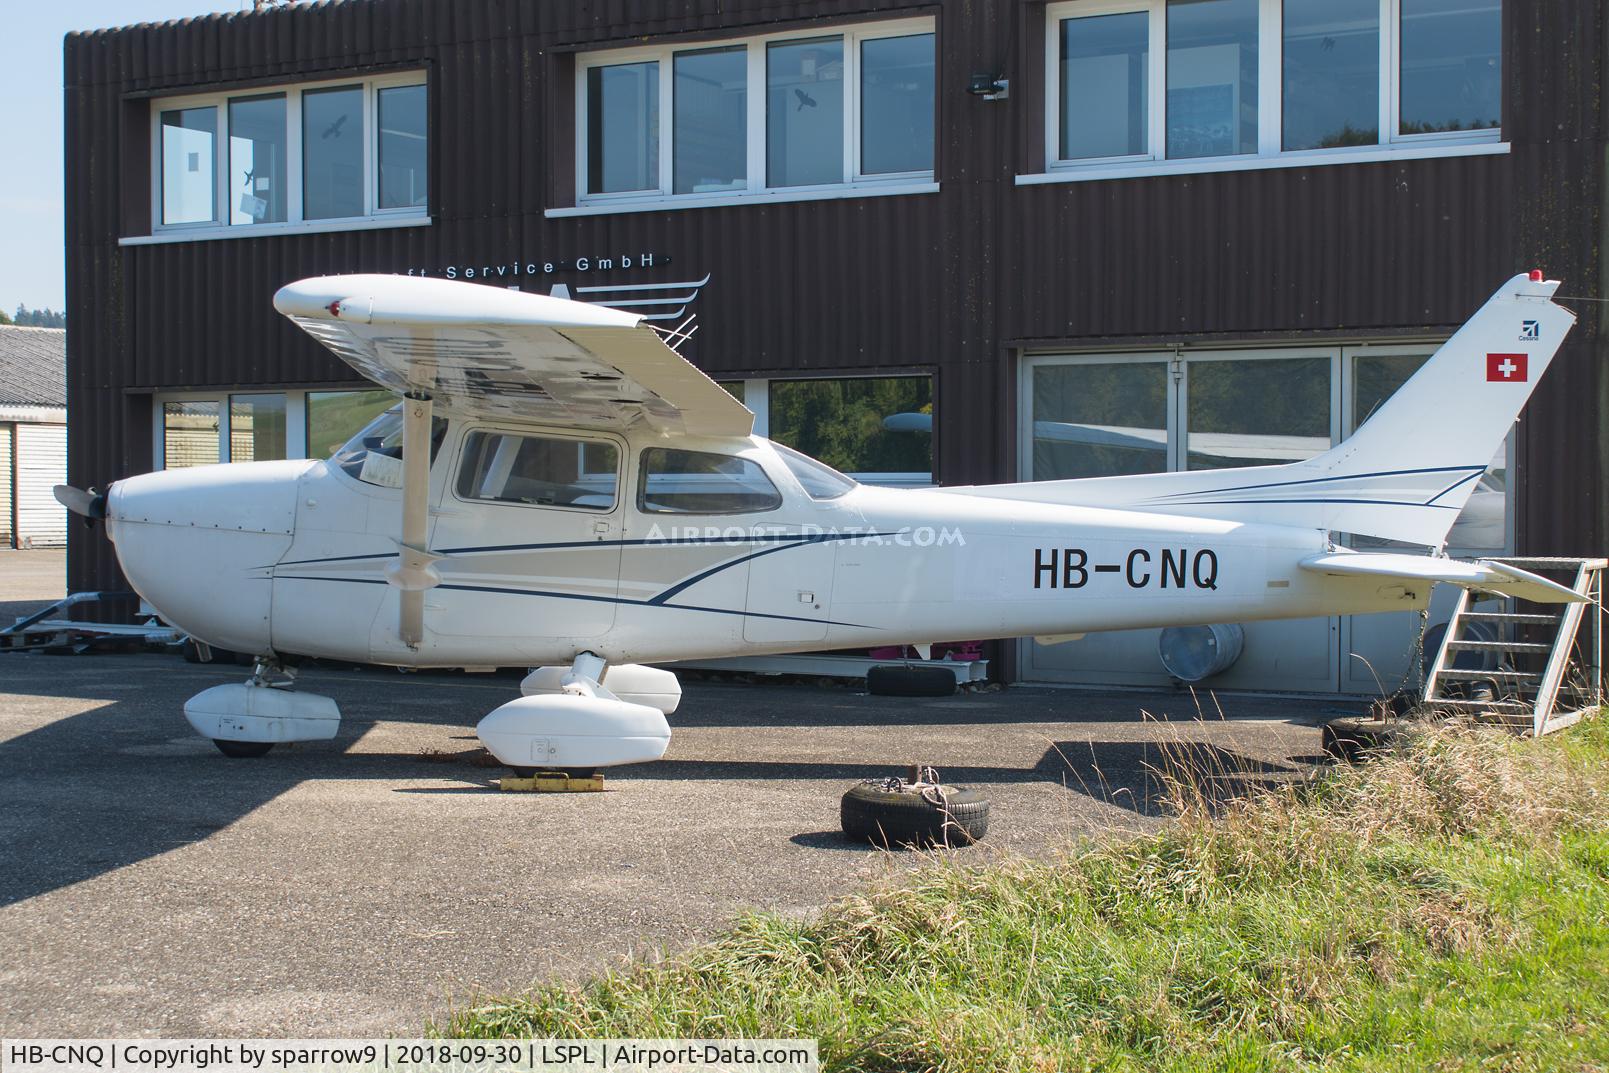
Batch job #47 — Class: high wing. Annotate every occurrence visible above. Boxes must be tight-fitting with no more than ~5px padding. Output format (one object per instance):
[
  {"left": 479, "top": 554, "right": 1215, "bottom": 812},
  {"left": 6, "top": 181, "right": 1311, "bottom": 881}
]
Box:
[
  {"left": 1299, "top": 551, "right": 1586, "bottom": 604},
  {"left": 273, "top": 274, "right": 754, "bottom": 437}
]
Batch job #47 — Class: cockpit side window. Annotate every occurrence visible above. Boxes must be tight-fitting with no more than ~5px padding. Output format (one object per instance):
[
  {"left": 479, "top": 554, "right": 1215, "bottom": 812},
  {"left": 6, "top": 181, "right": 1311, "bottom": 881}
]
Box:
[
  {"left": 456, "top": 431, "right": 620, "bottom": 510},
  {"left": 330, "top": 403, "right": 448, "bottom": 487},
  {"left": 637, "top": 448, "right": 782, "bottom": 515}
]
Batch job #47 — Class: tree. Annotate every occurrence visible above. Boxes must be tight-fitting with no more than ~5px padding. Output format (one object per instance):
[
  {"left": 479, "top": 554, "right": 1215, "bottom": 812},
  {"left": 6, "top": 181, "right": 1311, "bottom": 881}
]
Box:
[
  {"left": 0, "top": 308, "right": 10, "bottom": 325},
  {"left": 12, "top": 306, "right": 65, "bottom": 329}
]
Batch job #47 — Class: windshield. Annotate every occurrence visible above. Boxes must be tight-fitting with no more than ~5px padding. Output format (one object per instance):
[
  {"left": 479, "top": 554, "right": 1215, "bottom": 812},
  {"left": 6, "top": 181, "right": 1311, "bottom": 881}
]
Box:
[
  {"left": 772, "top": 442, "right": 857, "bottom": 500},
  {"left": 330, "top": 404, "right": 448, "bottom": 486}
]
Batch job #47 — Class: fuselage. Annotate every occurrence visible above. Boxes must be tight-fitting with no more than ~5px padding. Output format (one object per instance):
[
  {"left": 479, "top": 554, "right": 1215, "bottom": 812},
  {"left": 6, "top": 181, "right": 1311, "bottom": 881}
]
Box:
[{"left": 105, "top": 422, "right": 1426, "bottom": 667}]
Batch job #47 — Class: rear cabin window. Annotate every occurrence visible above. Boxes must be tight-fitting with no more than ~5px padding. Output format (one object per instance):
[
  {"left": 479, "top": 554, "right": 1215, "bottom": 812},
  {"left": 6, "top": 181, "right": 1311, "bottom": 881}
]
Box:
[
  {"left": 457, "top": 431, "right": 620, "bottom": 510},
  {"left": 638, "top": 448, "right": 782, "bottom": 514}
]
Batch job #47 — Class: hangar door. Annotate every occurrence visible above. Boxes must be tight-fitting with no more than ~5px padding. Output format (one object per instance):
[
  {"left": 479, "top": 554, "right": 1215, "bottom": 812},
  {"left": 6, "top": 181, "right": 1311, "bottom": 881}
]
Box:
[
  {"left": 15, "top": 423, "right": 67, "bottom": 548},
  {"left": 0, "top": 424, "right": 13, "bottom": 548},
  {"left": 1018, "top": 345, "right": 1507, "bottom": 694}
]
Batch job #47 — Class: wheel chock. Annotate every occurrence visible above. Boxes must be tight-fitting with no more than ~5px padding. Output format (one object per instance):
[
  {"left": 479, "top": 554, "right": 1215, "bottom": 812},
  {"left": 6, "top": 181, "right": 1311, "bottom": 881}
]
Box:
[{"left": 498, "top": 772, "right": 606, "bottom": 793}]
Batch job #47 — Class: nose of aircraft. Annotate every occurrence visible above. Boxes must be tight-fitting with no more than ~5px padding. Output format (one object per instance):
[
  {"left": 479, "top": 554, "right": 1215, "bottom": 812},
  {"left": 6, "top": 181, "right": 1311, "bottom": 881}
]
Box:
[{"left": 107, "top": 459, "right": 314, "bottom": 654}]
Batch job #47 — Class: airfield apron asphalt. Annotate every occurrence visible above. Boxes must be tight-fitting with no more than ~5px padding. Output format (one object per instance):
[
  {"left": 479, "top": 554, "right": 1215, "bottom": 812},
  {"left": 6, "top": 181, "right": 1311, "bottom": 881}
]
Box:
[{"left": 0, "top": 553, "right": 1340, "bottom": 1036}]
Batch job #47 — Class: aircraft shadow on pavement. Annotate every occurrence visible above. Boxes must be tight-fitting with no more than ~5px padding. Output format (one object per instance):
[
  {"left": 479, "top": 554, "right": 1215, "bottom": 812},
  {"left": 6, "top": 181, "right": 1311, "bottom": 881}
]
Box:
[
  {"left": 614, "top": 738, "right": 1309, "bottom": 820},
  {"left": 0, "top": 656, "right": 1325, "bottom": 906}
]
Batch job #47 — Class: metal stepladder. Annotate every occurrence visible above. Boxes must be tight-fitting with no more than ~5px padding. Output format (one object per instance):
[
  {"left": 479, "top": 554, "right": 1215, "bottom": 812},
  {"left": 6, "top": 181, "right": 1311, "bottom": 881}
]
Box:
[{"left": 1423, "top": 557, "right": 1606, "bottom": 736}]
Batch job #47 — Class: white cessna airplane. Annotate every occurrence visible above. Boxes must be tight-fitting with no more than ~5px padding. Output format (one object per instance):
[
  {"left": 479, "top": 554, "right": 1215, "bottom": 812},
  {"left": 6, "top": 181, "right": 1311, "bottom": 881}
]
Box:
[{"left": 58, "top": 271, "right": 1584, "bottom": 773}]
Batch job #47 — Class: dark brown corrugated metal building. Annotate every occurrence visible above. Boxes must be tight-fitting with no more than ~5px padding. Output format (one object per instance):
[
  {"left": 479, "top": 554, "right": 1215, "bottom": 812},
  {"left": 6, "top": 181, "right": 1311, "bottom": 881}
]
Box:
[{"left": 63, "top": 0, "right": 1607, "bottom": 690}]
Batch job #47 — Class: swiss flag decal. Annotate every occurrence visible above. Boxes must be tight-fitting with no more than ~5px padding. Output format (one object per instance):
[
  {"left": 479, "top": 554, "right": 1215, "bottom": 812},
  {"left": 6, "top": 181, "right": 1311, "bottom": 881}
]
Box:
[{"left": 1487, "top": 353, "right": 1528, "bottom": 382}]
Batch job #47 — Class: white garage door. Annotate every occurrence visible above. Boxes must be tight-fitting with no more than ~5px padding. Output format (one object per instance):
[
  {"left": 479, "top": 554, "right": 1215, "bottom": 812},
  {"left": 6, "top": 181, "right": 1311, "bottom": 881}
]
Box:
[
  {"left": 0, "top": 424, "right": 13, "bottom": 547},
  {"left": 16, "top": 423, "right": 67, "bottom": 548}
]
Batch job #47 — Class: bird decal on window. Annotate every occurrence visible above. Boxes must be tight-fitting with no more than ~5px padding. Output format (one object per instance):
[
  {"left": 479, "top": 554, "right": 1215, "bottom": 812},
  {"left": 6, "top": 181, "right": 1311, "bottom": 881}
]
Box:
[
  {"left": 794, "top": 89, "right": 817, "bottom": 111},
  {"left": 322, "top": 114, "right": 349, "bottom": 139}
]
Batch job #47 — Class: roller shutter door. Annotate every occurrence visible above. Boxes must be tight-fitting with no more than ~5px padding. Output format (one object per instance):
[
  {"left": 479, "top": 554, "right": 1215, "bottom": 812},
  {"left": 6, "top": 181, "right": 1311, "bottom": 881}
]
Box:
[
  {"left": 0, "top": 424, "right": 13, "bottom": 548},
  {"left": 16, "top": 423, "right": 66, "bottom": 548}
]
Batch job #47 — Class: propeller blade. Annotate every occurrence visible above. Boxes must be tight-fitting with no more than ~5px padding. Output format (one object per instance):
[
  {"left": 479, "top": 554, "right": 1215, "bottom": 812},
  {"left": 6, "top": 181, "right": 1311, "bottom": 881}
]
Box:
[{"left": 53, "top": 485, "right": 107, "bottom": 520}]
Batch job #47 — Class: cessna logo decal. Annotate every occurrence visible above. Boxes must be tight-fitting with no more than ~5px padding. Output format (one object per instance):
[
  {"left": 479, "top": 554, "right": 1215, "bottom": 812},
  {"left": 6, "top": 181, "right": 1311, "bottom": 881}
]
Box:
[
  {"left": 1033, "top": 547, "right": 1219, "bottom": 591},
  {"left": 1520, "top": 319, "right": 1540, "bottom": 341}
]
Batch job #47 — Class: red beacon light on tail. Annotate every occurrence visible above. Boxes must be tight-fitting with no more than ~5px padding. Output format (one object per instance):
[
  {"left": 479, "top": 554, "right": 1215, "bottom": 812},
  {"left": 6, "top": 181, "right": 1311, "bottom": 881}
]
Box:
[{"left": 1530, "top": 269, "right": 1544, "bottom": 281}]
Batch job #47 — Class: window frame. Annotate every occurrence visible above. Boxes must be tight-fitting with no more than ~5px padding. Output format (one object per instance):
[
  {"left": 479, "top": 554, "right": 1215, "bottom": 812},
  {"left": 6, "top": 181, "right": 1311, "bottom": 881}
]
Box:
[
  {"left": 734, "top": 375, "right": 937, "bottom": 488},
  {"left": 1018, "top": 342, "right": 1512, "bottom": 556},
  {"left": 142, "top": 71, "right": 429, "bottom": 243},
  {"left": 571, "top": 17, "right": 936, "bottom": 213},
  {"left": 154, "top": 389, "right": 303, "bottom": 469},
  {"left": 450, "top": 427, "right": 626, "bottom": 515},
  {"left": 1034, "top": 0, "right": 1503, "bottom": 183}
]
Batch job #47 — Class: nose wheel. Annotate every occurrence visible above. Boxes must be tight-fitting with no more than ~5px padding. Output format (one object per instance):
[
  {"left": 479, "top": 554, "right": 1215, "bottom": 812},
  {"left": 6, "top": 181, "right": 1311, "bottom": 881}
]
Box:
[
  {"left": 183, "top": 655, "right": 342, "bottom": 757},
  {"left": 213, "top": 739, "right": 275, "bottom": 759}
]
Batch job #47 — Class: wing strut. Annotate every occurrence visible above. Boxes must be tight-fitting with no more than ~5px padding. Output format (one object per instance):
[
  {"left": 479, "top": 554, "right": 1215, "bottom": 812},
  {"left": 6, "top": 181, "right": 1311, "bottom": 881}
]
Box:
[{"left": 383, "top": 393, "right": 444, "bottom": 647}]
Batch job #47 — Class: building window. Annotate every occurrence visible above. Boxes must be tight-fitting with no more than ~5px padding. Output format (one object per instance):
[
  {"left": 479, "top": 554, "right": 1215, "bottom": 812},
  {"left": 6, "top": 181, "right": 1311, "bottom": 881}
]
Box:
[
  {"left": 229, "top": 393, "right": 287, "bottom": 463},
  {"left": 675, "top": 48, "right": 746, "bottom": 194},
  {"left": 150, "top": 73, "right": 427, "bottom": 237},
  {"left": 305, "top": 389, "right": 395, "bottom": 461},
  {"left": 161, "top": 400, "right": 221, "bottom": 468},
  {"left": 159, "top": 393, "right": 291, "bottom": 468},
  {"left": 1024, "top": 345, "right": 1505, "bottom": 552},
  {"left": 766, "top": 375, "right": 933, "bottom": 485},
  {"left": 575, "top": 18, "right": 934, "bottom": 209},
  {"left": 160, "top": 108, "right": 218, "bottom": 225},
  {"left": 1041, "top": 0, "right": 1501, "bottom": 178}
]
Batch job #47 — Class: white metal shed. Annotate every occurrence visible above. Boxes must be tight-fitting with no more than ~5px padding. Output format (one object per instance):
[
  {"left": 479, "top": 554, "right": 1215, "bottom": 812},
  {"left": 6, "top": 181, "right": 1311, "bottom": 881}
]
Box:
[{"left": 0, "top": 326, "right": 68, "bottom": 549}]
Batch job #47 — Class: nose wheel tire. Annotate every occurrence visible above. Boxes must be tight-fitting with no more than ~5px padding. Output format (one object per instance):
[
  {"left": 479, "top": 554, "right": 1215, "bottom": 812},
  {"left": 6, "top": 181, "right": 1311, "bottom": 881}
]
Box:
[{"left": 213, "top": 739, "right": 275, "bottom": 759}]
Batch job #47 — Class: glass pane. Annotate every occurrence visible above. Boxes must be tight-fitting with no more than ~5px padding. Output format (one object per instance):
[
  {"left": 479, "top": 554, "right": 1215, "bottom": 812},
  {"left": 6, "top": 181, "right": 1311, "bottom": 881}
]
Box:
[
  {"left": 1400, "top": 0, "right": 1501, "bottom": 135},
  {"left": 306, "top": 389, "right": 395, "bottom": 460},
  {"left": 1283, "top": 0, "right": 1380, "bottom": 150},
  {"left": 861, "top": 33, "right": 935, "bottom": 175},
  {"left": 1352, "top": 352, "right": 1426, "bottom": 431},
  {"left": 674, "top": 47, "right": 746, "bottom": 194},
  {"left": 1059, "top": 13, "right": 1149, "bottom": 160},
  {"left": 1186, "top": 357, "right": 1330, "bottom": 470},
  {"left": 767, "top": 37, "right": 844, "bottom": 188},
  {"left": 1166, "top": 0, "right": 1258, "bottom": 159},
  {"left": 457, "top": 432, "right": 618, "bottom": 509},
  {"left": 160, "top": 107, "right": 217, "bottom": 225},
  {"left": 227, "top": 95, "right": 286, "bottom": 225},
  {"left": 378, "top": 84, "right": 428, "bottom": 209},
  {"left": 638, "top": 448, "right": 782, "bottom": 514},
  {"left": 774, "top": 442, "right": 857, "bottom": 500},
  {"left": 303, "top": 86, "right": 365, "bottom": 219},
  {"left": 716, "top": 380, "right": 746, "bottom": 403},
  {"left": 1352, "top": 352, "right": 1504, "bottom": 550},
  {"left": 162, "top": 400, "right": 220, "bottom": 468},
  {"left": 588, "top": 62, "right": 660, "bottom": 194},
  {"left": 768, "top": 376, "right": 932, "bottom": 477},
  {"left": 328, "top": 404, "right": 448, "bottom": 486},
  {"left": 1032, "top": 362, "right": 1168, "bottom": 480},
  {"left": 228, "top": 393, "right": 287, "bottom": 463}
]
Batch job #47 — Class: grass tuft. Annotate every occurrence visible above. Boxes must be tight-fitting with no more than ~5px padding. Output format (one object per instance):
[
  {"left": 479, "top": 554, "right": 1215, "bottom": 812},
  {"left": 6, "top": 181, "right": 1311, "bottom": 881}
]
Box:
[{"left": 445, "top": 717, "right": 1609, "bottom": 1072}]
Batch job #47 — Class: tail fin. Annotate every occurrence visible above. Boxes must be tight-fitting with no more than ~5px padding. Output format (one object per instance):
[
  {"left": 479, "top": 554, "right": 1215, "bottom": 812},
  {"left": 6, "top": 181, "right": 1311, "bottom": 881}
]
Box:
[{"left": 951, "top": 272, "right": 1577, "bottom": 548}]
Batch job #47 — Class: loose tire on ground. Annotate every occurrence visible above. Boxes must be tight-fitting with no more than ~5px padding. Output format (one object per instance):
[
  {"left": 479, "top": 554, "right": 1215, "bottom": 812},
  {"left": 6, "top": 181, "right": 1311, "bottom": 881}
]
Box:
[
  {"left": 213, "top": 739, "right": 275, "bottom": 759},
  {"left": 866, "top": 664, "right": 956, "bottom": 697},
  {"left": 1321, "top": 716, "right": 1398, "bottom": 764},
  {"left": 840, "top": 780, "right": 990, "bottom": 847}
]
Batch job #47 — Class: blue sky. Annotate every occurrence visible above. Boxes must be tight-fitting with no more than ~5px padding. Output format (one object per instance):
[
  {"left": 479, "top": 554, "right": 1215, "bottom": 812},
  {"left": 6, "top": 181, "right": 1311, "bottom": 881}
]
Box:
[{"left": 0, "top": 1, "right": 245, "bottom": 316}]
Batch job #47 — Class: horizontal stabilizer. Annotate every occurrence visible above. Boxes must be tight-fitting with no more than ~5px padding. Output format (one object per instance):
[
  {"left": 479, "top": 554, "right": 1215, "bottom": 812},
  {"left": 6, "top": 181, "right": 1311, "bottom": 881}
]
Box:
[{"left": 1298, "top": 552, "right": 1586, "bottom": 604}]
